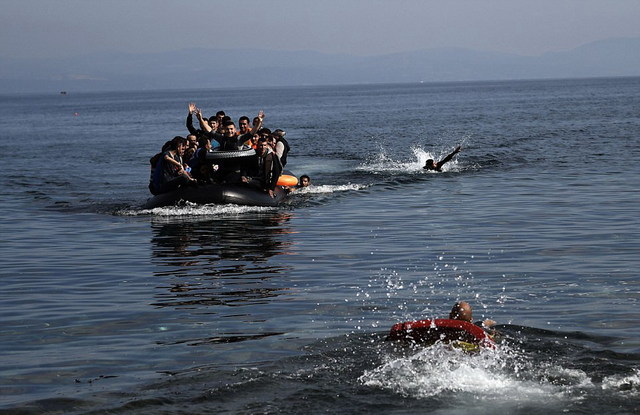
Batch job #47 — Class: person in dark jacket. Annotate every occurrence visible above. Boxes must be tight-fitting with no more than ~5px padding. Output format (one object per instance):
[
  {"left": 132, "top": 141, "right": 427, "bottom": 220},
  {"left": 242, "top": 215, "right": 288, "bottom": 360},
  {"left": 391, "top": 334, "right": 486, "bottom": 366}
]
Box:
[
  {"left": 186, "top": 103, "right": 211, "bottom": 139},
  {"left": 241, "top": 137, "right": 282, "bottom": 198},
  {"left": 423, "top": 145, "right": 461, "bottom": 171},
  {"left": 272, "top": 129, "right": 290, "bottom": 167},
  {"left": 151, "top": 136, "right": 197, "bottom": 194}
]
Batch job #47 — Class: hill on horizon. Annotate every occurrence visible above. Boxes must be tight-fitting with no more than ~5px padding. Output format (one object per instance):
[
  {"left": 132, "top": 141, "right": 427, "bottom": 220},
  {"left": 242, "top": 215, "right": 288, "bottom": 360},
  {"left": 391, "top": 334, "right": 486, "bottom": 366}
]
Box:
[{"left": 1, "top": 37, "right": 639, "bottom": 93}]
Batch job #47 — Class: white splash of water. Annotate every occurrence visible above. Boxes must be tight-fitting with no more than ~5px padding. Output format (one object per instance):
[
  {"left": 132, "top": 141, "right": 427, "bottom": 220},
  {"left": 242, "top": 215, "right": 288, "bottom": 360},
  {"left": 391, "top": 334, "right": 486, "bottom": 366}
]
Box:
[
  {"left": 360, "top": 343, "right": 564, "bottom": 402},
  {"left": 356, "top": 146, "right": 462, "bottom": 174},
  {"left": 602, "top": 368, "right": 640, "bottom": 395},
  {"left": 120, "top": 202, "right": 274, "bottom": 216},
  {"left": 296, "top": 183, "right": 368, "bottom": 194}
]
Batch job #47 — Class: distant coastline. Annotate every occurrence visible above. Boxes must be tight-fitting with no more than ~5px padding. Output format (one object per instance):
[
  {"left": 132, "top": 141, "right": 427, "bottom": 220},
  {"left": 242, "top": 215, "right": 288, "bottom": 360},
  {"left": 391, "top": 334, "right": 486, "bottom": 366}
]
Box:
[
  {"left": 1, "top": 37, "right": 639, "bottom": 94},
  {"left": 2, "top": 75, "right": 640, "bottom": 97}
]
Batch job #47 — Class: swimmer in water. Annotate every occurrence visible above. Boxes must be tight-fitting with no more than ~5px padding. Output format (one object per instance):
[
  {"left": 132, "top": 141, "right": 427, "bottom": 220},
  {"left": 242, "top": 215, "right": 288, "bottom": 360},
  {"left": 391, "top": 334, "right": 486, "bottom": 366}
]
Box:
[
  {"left": 423, "top": 145, "right": 461, "bottom": 171},
  {"left": 449, "top": 301, "right": 496, "bottom": 329},
  {"left": 297, "top": 174, "right": 310, "bottom": 188}
]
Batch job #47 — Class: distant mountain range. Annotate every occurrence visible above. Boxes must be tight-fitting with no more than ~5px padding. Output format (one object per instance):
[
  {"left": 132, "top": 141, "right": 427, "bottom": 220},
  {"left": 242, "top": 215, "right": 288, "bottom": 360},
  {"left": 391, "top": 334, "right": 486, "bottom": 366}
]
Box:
[{"left": 1, "top": 37, "right": 639, "bottom": 93}]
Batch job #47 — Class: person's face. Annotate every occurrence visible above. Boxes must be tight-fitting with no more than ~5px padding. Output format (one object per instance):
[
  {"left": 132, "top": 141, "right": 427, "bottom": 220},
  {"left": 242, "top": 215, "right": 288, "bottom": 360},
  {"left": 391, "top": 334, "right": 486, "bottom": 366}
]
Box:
[
  {"left": 188, "top": 136, "right": 197, "bottom": 148},
  {"left": 177, "top": 143, "right": 186, "bottom": 155},
  {"left": 209, "top": 120, "right": 219, "bottom": 130},
  {"left": 301, "top": 177, "right": 310, "bottom": 187},
  {"left": 239, "top": 120, "right": 250, "bottom": 132},
  {"left": 256, "top": 141, "right": 268, "bottom": 155},
  {"left": 224, "top": 124, "right": 236, "bottom": 137}
]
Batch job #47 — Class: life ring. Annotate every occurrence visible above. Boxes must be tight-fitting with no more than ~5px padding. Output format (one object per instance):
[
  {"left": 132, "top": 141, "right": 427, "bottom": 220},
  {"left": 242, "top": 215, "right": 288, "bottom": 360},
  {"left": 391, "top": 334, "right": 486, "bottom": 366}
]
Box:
[
  {"left": 205, "top": 147, "right": 256, "bottom": 161},
  {"left": 387, "top": 319, "right": 495, "bottom": 349},
  {"left": 277, "top": 174, "right": 298, "bottom": 187}
]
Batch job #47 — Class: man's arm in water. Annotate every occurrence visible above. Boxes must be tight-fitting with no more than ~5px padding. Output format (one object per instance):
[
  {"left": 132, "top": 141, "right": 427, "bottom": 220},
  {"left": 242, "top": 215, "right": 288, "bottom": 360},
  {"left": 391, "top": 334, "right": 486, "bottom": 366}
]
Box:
[{"left": 436, "top": 145, "right": 462, "bottom": 169}]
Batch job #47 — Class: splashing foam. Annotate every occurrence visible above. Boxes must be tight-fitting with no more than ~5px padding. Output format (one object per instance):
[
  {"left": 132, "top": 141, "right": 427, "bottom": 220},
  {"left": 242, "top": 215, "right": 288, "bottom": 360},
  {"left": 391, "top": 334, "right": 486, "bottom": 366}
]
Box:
[
  {"left": 357, "top": 147, "right": 461, "bottom": 174},
  {"left": 360, "top": 343, "right": 563, "bottom": 402},
  {"left": 602, "top": 368, "right": 640, "bottom": 394},
  {"left": 297, "top": 183, "right": 368, "bottom": 194},
  {"left": 119, "top": 202, "right": 274, "bottom": 217}
]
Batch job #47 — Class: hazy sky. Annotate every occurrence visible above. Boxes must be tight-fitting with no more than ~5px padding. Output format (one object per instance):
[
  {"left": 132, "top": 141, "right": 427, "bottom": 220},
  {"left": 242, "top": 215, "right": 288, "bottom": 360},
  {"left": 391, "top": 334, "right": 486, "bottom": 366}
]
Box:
[{"left": 2, "top": 0, "right": 640, "bottom": 59}]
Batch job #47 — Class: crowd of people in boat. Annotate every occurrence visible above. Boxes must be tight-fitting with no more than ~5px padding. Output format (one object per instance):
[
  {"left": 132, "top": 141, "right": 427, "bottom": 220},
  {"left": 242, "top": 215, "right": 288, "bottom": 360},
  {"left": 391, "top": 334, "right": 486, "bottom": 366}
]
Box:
[{"left": 148, "top": 103, "right": 310, "bottom": 197}]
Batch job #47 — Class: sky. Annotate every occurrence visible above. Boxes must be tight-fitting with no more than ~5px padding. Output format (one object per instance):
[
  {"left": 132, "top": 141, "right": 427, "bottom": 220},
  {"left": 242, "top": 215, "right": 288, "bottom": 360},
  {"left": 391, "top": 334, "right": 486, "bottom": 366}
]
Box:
[{"left": 2, "top": 0, "right": 640, "bottom": 60}]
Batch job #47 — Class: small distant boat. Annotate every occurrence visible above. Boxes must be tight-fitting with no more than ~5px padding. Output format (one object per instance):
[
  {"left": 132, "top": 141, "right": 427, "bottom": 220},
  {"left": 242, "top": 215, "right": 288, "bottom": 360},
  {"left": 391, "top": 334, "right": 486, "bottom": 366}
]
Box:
[{"left": 60, "top": 91, "right": 67, "bottom": 95}]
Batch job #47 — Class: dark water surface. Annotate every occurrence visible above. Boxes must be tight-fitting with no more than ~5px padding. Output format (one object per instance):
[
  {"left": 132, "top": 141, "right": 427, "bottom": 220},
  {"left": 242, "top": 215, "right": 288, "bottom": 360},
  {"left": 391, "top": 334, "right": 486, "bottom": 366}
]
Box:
[{"left": 1, "top": 78, "right": 639, "bottom": 414}]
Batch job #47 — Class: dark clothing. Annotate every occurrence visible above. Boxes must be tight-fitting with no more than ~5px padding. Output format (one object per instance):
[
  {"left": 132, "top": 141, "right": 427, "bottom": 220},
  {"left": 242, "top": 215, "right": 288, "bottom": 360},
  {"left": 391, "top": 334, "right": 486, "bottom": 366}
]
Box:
[
  {"left": 278, "top": 137, "right": 291, "bottom": 167},
  {"left": 148, "top": 152, "right": 162, "bottom": 194},
  {"left": 244, "top": 151, "right": 283, "bottom": 191},
  {"left": 154, "top": 173, "right": 191, "bottom": 195},
  {"left": 237, "top": 132, "right": 253, "bottom": 148},
  {"left": 186, "top": 113, "right": 208, "bottom": 139},
  {"left": 424, "top": 164, "right": 442, "bottom": 172},
  {"left": 152, "top": 151, "right": 189, "bottom": 194},
  {"left": 187, "top": 148, "right": 218, "bottom": 183},
  {"left": 205, "top": 131, "right": 252, "bottom": 151},
  {"left": 424, "top": 147, "right": 461, "bottom": 171},
  {"left": 205, "top": 131, "right": 253, "bottom": 151}
]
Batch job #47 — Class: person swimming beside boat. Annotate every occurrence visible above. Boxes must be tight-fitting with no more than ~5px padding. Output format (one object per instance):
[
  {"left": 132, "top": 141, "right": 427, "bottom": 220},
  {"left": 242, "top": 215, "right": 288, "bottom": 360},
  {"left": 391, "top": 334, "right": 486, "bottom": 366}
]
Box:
[
  {"left": 387, "top": 301, "right": 497, "bottom": 350},
  {"left": 241, "top": 136, "right": 283, "bottom": 198},
  {"left": 449, "top": 301, "right": 496, "bottom": 331},
  {"left": 285, "top": 174, "right": 311, "bottom": 194},
  {"left": 423, "top": 145, "right": 461, "bottom": 171},
  {"left": 297, "top": 175, "right": 310, "bottom": 188},
  {"left": 150, "top": 136, "right": 197, "bottom": 195}
]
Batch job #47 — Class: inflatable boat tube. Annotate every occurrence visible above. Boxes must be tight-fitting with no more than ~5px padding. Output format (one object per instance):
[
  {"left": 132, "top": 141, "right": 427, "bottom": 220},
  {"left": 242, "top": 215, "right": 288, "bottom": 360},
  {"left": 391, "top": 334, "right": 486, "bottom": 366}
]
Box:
[
  {"left": 277, "top": 174, "right": 298, "bottom": 187},
  {"left": 387, "top": 319, "right": 495, "bottom": 349},
  {"left": 205, "top": 147, "right": 256, "bottom": 161},
  {"left": 142, "top": 183, "right": 288, "bottom": 209}
]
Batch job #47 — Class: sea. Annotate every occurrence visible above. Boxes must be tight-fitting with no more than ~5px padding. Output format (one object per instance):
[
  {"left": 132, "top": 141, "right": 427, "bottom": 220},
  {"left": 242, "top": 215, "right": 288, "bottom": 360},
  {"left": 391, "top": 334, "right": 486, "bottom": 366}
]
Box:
[{"left": 1, "top": 77, "right": 639, "bottom": 414}]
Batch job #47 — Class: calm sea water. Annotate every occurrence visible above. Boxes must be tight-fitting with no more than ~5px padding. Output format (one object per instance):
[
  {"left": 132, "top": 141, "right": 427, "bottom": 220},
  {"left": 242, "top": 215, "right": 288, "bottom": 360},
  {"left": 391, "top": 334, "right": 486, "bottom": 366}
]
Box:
[{"left": 1, "top": 77, "right": 639, "bottom": 414}]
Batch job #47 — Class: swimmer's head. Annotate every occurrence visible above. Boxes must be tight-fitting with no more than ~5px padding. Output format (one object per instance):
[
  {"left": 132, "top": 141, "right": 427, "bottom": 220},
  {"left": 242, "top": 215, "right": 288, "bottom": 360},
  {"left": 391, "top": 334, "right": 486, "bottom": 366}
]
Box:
[
  {"left": 424, "top": 159, "right": 436, "bottom": 170},
  {"left": 449, "top": 301, "right": 473, "bottom": 322}
]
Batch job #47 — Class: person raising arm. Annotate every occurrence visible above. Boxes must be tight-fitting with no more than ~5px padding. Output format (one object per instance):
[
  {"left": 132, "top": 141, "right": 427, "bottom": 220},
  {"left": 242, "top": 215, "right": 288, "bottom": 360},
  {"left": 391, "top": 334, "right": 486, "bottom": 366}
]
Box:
[{"left": 424, "top": 145, "right": 461, "bottom": 171}]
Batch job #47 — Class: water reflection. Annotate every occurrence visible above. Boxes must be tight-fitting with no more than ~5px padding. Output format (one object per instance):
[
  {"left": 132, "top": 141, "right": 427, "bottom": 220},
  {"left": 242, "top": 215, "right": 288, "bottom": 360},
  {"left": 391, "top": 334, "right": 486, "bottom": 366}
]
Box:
[{"left": 149, "top": 212, "right": 296, "bottom": 312}]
